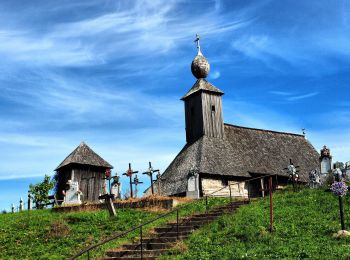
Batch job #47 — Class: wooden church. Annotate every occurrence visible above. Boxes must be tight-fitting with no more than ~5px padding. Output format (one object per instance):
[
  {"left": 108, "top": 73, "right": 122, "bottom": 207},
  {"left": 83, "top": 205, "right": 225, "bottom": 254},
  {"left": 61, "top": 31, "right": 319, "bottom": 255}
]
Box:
[
  {"left": 145, "top": 36, "right": 320, "bottom": 198},
  {"left": 54, "top": 142, "right": 113, "bottom": 202}
]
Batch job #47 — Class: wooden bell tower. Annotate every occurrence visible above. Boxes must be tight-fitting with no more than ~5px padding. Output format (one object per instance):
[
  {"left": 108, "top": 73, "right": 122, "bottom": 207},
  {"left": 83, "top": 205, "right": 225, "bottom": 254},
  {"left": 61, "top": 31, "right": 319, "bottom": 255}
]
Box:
[{"left": 181, "top": 34, "right": 224, "bottom": 143}]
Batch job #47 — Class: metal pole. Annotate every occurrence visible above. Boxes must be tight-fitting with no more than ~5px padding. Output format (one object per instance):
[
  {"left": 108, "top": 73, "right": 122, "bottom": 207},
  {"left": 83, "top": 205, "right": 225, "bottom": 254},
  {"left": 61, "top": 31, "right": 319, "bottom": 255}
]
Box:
[
  {"left": 150, "top": 174, "right": 154, "bottom": 195},
  {"left": 269, "top": 176, "right": 274, "bottom": 232},
  {"left": 176, "top": 209, "right": 179, "bottom": 240},
  {"left": 229, "top": 184, "right": 232, "bottom": 203},
  {"left": 205, "top": 196, "right": 208, "bottom": 214},
  {"left": 140, "top": 226, "right": 143, "bottom": 260},
  {"left": 87, "top": 250, "right": 90, "bottom": 260},
  {"left": 339, "top": 196, "right": 345, "bottom": 230},
  {"left": 248, "top": 181, "right": 251, "bottom": 203}
]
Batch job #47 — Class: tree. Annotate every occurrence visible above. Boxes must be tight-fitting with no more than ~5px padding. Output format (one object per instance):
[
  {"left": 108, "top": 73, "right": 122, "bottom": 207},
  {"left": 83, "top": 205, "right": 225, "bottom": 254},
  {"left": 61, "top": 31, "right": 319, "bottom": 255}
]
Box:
[{"left": 29, "top": 175, "right": 55, "bottom": 209}]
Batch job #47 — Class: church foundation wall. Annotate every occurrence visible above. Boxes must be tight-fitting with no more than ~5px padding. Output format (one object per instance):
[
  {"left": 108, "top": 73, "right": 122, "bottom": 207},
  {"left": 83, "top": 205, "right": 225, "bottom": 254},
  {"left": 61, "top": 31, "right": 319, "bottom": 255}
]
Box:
[{"left": 201, "top": 178, "right": 248, "bottom": 197}]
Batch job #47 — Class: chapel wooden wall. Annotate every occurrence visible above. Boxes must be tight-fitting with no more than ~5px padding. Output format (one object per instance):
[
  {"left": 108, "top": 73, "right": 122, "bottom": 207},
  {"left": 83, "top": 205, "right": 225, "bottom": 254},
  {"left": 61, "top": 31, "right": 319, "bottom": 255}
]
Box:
[{"left": 56, "top": 165, "right": 106, "bottom": 202}]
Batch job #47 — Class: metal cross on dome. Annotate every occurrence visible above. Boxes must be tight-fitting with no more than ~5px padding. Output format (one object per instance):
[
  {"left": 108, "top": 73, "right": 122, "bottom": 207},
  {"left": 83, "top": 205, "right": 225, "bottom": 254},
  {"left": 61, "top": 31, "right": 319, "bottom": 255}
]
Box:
[{"left": 194, "top": 33, "right": 201, "bottom": 54}]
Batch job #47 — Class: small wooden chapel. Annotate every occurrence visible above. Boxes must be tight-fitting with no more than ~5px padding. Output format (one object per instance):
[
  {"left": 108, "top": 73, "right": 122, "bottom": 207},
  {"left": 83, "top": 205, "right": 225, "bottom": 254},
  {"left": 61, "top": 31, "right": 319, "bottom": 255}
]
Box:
[
  {"left": 145, "top": 36, "right": 320, "bottom": 198},
  {"left": 54, "top": 142, "right": 113, "bottom": 202}
]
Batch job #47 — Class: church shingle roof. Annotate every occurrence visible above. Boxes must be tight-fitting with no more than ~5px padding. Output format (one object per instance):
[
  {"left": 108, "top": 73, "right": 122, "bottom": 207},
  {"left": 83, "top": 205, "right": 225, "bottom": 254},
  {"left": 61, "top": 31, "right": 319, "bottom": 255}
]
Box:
[
  {"left": 158, "top": 124, "right": 319, "bottom": 196},
  {"left": 55, "top": 142, "right": 113, "bottom": 170}
]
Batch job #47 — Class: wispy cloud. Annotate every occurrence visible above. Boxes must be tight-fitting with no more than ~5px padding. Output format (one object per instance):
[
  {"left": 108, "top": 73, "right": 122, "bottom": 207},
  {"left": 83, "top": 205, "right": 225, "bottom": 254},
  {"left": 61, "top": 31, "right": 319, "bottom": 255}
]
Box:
[
  {"left": 286, "top": 92, "right": 319, "bottom": 101},
  {"left": 269, "top": 91, "right": 319, "bottom": 102}
]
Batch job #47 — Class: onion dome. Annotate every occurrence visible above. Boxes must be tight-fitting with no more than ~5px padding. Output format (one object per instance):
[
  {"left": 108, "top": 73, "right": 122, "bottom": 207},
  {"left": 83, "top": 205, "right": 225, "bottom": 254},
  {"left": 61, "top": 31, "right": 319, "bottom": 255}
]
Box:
[
  {"left": 191, "top": 34, "right": 210, "bottom": 79},
  {"left": 191, "top": 52, "right": 210, "bottom": 79}
]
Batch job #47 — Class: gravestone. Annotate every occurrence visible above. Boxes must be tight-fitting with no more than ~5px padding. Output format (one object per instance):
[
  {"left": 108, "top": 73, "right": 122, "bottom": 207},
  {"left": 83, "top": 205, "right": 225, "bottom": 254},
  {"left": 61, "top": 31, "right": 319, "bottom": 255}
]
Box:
[
  {"left": 63, "top": 180, "right": 82, "bottom": 205},
  {"left": 111, "top": 182, "right": 122, "bottom": 199},
  {"left": 186, "top": 171, "right": 199, "bottom": 199}
]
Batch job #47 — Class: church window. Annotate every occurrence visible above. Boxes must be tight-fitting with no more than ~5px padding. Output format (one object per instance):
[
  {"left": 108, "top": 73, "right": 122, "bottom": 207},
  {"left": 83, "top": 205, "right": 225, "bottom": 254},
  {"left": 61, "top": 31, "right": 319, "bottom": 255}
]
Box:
[
  {"left": 221, "top": 179, "right": 228, "bottom": 186},
  {"left": 211, "top": 105, "right": 215, "bottom": 112}
]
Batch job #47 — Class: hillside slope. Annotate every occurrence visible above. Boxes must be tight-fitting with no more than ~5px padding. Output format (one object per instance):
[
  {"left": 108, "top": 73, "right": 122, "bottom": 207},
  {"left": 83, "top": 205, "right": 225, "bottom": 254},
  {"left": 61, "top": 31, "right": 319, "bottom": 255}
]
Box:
[{"left": 163, "top": 188, "right": 350, "bottom": 259}]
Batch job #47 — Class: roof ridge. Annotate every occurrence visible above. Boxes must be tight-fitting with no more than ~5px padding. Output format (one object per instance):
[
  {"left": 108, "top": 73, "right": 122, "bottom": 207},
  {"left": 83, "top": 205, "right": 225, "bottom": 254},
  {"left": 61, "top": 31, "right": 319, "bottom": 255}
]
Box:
[
  {"left": 55, "top": 142, "right": 112, "bottom": 170},
  {"left": 224, "top": 123, "right": 305, "bottom": 137}
]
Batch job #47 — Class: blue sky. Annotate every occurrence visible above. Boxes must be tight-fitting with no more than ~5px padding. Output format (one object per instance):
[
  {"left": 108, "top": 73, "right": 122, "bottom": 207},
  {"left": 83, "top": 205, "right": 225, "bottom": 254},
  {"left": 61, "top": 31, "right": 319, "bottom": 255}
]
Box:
[{"left": 0, "top": 0, "right": 349, "bottom": 211}]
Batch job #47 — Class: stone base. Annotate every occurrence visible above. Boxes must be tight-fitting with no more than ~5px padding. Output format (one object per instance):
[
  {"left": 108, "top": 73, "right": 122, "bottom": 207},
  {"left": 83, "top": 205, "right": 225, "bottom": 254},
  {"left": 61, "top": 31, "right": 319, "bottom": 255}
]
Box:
[
  {"left": 333, "top": 230, "right": 350, "bottom": 237},
  {"left": 186, "top": 190, "right": 200, "bottom": 199}
]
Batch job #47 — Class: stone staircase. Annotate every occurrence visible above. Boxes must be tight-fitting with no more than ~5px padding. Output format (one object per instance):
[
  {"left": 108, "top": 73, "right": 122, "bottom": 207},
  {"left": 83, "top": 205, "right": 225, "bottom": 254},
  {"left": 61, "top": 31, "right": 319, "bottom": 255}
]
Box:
[{"left": 104, "top": 201, "right": 248, "bottom": 260}]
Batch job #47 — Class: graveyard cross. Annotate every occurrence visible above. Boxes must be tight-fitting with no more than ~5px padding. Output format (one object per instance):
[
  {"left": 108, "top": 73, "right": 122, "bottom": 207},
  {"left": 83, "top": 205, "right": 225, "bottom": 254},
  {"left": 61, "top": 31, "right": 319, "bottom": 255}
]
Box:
[
  {"left": 131, "top": 175, "right": 143, "bottom": 198},
  {"left": 123, "top": 163, "right": 138, "bottom": 199},
  {"left": 259, "top": 176, "right": 274, "bottom": 232},
  {"left": 142, "top": 162, "right": 159, "bottom": 195},
  {"left": 285, "top": 159, "right": 300, "bottom": 191},
  {"left": 156, "top": 171, "right": 162, "bottom": 195}
]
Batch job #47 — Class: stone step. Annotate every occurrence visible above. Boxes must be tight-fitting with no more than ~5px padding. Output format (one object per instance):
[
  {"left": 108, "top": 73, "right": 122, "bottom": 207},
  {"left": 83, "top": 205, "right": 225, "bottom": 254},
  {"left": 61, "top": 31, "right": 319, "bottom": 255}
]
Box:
[
  {"left": 154, "top": 225, "right": 198, "bottom": 233},
  {"left": 104, "top": 257, "right": 156, "bottom": 260},
  {"left": 155, "top": 230, "right": 192, "bottom": 238},
  {"left": 122, "top": 242, "right": 174, "bottom": 250},
  {"left": 141, "top": 236, "right": 180, "bottom": 243},
  {"left": 106, "top": 249, "right": 167, "bottom": 258}
]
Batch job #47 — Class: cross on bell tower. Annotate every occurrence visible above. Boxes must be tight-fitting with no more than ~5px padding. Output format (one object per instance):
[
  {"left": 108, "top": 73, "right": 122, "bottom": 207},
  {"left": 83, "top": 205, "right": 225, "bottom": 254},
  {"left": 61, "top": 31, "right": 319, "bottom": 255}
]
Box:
[{"left": 181, "top": 34, "right": 225, "bottom": 143}]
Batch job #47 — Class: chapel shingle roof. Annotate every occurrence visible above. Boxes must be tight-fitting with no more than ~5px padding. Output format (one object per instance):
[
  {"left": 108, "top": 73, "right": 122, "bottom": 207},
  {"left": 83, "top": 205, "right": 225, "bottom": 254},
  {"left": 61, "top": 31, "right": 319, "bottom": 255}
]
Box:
[
  {"left": 55, "top": 142, "right": 113, "bottom": 170},
  {"left": 157, "top": 124, "right": 320, "bottom": 196}
]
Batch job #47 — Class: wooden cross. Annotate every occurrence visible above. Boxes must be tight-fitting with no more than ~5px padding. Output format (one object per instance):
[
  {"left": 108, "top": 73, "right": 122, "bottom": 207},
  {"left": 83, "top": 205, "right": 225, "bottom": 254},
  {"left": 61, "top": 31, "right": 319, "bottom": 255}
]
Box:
[
  {"left": 122, "top": 163, "right": 138, "bottom": 199},
  {"left": 142, "top": 162, "right": 159, "bottom": 195},
  {"left": 259, "top": 176, "right": 274, "bottom": 232},
  {"left": 284, "top": 159, "right": 300, "bottom": 191},
  {"left": 131, "top": 175, "right": 143, "bottom": 198}
]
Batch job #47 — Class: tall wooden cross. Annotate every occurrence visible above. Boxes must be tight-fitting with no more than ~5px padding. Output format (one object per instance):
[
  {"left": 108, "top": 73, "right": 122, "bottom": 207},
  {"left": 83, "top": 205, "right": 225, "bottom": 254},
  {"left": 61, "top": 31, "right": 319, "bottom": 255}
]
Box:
[
  {"left": 131, "top": 175, "right": 143, "bottom": 198},
  {"left": 142, "top": 162, "right": 159, "bottom": 195},
  {"left": 123, "top": 163, "right": 138, "bottom": 199},
  {"left": 259, "top": 176, "right": 274, "bottom": 232}
]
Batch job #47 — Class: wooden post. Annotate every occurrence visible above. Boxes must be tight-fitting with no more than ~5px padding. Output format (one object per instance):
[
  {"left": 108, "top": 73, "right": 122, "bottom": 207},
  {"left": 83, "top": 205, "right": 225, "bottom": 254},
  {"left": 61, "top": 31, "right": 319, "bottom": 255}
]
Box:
[
  {"left": 269, "top": 176, "right": 273, "bottom": 232},
  {"left": 123, "top": 163, "right": 138, "bottom": 199},
  {"left": 19, "top": 197, "right": 23, "bottom": 212},
  {"left": 259, "top": 176, "right": 274, "bottom": 232},
  {"left": 28, "top": 193, "right": 32, "bottom": 210},
  {"left": 260, "top": 178, "right": 265, "bottom": 198}
]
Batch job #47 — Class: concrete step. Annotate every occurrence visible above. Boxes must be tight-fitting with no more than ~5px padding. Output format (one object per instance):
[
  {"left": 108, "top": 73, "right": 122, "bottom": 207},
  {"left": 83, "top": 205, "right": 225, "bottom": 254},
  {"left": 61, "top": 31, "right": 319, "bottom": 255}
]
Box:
[{"left": 106, "top": 249, "right": 167, "bottom": 258}]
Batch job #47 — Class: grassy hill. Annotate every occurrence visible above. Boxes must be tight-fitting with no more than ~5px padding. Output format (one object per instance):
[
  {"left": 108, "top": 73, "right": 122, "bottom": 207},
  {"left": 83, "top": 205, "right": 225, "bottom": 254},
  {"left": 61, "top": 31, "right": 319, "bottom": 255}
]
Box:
[
  {"left": 161, "top": 187, "right": 350, "bottom": 259},
  {"left": 0, "top": 197, "right": 228, "bottom": 259}
]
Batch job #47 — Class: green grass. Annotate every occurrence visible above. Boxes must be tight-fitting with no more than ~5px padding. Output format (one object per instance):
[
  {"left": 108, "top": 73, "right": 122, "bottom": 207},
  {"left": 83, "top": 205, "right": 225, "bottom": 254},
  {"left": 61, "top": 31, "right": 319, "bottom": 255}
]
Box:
[
  {"left": 0, "top": 197, "right": 230, "bottom": 259},
  {"left": 161, "top": 188, "right": 350, "bottom": 260}
]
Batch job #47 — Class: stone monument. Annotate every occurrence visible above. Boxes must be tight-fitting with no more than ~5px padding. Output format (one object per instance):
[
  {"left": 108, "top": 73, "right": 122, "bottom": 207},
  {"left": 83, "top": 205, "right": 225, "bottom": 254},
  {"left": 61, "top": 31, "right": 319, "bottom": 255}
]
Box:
[
  {"left": 186, "top": 169, "right": 200, "bottom": 199},
  {"left": 63, "top": 180, "right": 82, "bottom": 205}
]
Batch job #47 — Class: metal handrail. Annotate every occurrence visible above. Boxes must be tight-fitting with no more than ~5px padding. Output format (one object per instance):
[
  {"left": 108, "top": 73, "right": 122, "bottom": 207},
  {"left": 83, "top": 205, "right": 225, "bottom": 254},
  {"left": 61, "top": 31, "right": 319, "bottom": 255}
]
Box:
[
  {"left": 70, "top": 196, "right": 213, "bottom": 260},
  {"left": 71, "top": 174, "right": 278, "bottom": 259}
]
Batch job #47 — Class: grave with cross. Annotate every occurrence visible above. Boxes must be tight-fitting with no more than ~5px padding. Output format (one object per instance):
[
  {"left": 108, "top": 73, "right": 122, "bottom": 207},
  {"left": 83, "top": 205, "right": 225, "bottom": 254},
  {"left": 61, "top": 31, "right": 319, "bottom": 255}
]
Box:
[
  {"left": 131, "top": 175, "right": 143, "bottom": 198},
  {"left": 284, "top": 159, "right": 300, "bottom": 191},
  {"left": 142, "top": 162, "right": 159, "bottom": 195},
  {"left": 122, "top": 163, "right": 138, "bottom": 199}
]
